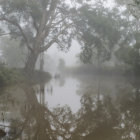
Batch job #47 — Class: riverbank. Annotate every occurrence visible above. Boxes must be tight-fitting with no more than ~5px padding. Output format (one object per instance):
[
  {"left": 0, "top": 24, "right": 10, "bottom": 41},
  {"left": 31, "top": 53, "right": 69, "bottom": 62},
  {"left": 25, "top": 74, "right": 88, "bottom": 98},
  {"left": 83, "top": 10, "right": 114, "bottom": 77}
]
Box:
[{"left": 0, "top": 66, "right": 51, "bottom": 87}]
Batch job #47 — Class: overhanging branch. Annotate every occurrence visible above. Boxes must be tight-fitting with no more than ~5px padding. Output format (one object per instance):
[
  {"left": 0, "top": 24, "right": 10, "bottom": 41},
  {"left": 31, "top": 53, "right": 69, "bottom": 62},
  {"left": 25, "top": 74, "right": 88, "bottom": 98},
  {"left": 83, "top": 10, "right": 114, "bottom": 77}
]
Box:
[{"left": 40, "top": 40, "right": 55, "bottom": 52}]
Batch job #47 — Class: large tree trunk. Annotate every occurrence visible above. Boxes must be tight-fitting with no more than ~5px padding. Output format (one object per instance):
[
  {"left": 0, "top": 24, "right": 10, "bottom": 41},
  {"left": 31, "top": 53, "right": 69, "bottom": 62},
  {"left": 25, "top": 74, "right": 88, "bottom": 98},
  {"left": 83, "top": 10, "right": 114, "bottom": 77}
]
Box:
[{"left": 25, "top": 50, "right": 39, "bottom": 73}]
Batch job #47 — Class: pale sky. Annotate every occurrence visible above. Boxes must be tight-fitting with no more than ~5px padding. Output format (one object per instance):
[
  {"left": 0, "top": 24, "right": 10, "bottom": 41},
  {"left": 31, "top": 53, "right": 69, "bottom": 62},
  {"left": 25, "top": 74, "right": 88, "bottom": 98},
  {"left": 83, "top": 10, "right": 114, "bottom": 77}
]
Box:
[
  {"left": 47, "top": 40, "right": 81, "bottom": 66},
  {"left": 104, "top": 0, "right": 115, "bottom": 9}
]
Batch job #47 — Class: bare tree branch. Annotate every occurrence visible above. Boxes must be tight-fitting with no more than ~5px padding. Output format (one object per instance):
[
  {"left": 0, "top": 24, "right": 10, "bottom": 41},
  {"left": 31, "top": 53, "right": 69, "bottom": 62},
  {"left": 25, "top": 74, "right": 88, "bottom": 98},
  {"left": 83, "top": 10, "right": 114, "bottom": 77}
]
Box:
[
  {"left": 37, "top": 0, "right": 58, "bottom": 37},
  {"left": 0, "top": 17, "right": 33, "bottom": 51},
  {"left": 40, "top": 23, "right": 73, "bottom": 52},
  {"left": 30, "top": 14, "right": 39, "bottom": 33},
  {"left": 40, "top": 39, "right": 55, "bottom": 52},
  {"left": 51, "top": 16, "right": 68, "bottom": 28}
]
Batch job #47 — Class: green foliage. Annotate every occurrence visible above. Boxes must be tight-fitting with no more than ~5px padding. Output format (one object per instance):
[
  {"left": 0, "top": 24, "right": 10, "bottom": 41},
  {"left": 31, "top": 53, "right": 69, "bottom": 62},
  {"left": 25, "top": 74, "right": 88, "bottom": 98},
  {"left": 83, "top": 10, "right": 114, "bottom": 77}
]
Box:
[
  {"left": 75, "top": 5, "right": 125, "bottom": 64},
  {"left": 0, "top": 0, "right": 77, "bottom": 71},
  {"left": 0, "top": 0, "right": 75, "bottom": 51},
  {"left": 80, "top": 46, "right": 93, "bottom": 63},
  {"left": 0, "top": 65, "right": 23, "bottom": 87},
  {"left": 116, "top": 42, "right": 140, "bottom": 75},
  {"left": 116, "top": 0, "right": 140, "bottom": 19}
]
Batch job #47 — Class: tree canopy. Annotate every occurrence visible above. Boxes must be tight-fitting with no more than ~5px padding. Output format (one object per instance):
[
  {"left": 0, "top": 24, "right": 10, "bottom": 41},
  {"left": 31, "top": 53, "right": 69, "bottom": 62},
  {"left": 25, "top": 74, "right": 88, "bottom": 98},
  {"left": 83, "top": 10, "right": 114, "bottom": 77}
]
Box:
[
  {"left": 0, "top": 0, "right": 76, "bottom": 72},
  {"left": 74, "top": 4, "right": 130, "bottom": 65}
]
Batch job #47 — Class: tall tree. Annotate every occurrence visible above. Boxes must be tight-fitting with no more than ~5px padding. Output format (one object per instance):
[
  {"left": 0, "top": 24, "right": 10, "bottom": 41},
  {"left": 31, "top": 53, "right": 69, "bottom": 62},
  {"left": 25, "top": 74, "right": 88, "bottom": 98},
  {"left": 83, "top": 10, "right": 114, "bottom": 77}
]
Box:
[
  {"left": 0, "top": 0, "right": 75, "bottom": 72},
  {"left": 74, "top": 5, "right": 127, "bottom": 66}
]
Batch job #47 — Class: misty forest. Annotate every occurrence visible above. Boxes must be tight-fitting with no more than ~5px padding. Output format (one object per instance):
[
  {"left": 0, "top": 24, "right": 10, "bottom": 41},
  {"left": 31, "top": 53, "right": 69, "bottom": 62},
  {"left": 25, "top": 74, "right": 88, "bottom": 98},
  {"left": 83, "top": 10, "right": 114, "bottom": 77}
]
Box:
[{"left": 0, "top": 0, "right": 140, "bottom": 140}]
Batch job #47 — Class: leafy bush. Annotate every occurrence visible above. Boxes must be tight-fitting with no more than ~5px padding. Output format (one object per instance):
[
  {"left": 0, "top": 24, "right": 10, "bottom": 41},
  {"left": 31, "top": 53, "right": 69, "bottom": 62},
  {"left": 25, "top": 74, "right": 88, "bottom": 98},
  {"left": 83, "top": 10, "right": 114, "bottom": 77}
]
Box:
[{"left": 0, "top": 65, "right": 23, "bottom": 87}]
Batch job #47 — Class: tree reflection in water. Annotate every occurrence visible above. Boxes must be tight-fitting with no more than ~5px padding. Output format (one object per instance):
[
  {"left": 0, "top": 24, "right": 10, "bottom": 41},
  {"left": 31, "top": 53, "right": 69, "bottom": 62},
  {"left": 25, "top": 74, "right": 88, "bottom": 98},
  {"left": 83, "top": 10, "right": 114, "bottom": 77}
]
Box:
[{"left": 0, "top": 78, "right": 140, "bottom": 140}]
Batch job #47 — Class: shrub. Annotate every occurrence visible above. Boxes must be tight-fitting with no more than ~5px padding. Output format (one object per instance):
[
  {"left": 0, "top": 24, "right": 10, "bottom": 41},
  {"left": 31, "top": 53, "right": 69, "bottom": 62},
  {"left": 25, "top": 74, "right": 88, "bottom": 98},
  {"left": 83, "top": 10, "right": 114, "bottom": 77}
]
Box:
[{"left": 0, "top": 65, "right": 23, "bottom": 87}]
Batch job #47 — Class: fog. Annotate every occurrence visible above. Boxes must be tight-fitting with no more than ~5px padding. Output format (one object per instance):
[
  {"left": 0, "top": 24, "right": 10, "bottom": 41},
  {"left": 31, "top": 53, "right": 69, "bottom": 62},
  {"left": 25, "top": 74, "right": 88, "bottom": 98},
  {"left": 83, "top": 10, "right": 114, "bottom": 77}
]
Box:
[
  {"left": 47, "top": 40, "right": 81, "bottom": 67},
  {"left": 0, "top": 0, "right": 140, "bottom": 140}
]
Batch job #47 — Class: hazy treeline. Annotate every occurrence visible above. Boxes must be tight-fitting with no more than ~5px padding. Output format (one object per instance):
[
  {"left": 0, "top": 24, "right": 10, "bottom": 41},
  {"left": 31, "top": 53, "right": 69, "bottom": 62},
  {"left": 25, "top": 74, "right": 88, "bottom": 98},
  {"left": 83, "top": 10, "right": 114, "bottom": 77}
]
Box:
[{"left": 0, "top": 0, "right": 140, "bottom": 74}]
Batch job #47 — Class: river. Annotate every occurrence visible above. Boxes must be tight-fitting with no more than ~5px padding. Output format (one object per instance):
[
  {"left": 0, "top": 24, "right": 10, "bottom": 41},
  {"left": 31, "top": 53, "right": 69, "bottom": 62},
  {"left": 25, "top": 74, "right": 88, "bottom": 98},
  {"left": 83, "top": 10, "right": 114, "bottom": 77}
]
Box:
[{"left": 0, "top": 74, "right": 140, "bottom": 140}]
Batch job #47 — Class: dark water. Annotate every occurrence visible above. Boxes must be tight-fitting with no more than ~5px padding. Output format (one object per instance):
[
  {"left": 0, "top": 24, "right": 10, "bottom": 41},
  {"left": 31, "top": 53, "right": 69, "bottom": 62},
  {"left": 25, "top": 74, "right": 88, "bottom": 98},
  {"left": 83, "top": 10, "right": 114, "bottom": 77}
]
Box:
[{"left": 0, "top": 74, "right": 140, "bottom": 140}]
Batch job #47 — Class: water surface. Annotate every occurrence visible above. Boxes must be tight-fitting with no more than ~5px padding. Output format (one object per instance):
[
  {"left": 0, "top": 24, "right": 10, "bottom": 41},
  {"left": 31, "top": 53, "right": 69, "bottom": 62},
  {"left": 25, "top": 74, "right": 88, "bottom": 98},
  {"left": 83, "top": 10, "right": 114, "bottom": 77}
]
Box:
[{"left": 0, "top": 74, "right": 140, "bottom": 140}]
